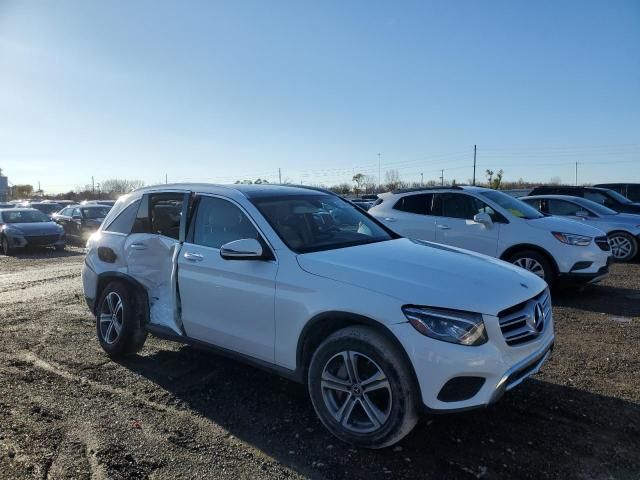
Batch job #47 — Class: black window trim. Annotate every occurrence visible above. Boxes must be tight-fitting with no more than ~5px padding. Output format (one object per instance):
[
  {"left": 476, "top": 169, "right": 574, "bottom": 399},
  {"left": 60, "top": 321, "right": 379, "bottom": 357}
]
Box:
[{"left": 185, "top": 193, "right": 276, "bottom": 262}]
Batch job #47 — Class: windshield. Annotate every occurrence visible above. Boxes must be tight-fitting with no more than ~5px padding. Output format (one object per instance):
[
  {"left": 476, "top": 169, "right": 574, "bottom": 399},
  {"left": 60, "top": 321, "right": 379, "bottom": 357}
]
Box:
[
  {"left": 480, "top": 190, "right": 544, "bottom": 220},
  {"left": 1, "top": 210, "right": 51, "bottom": 223},
  {"left": 82, "top": 206, "right": 111, "bottom": 219},
  {"left": 603, "top": 189, "right": 632, "bottom": 205},
  {"left": 572, "top": 197, "right": 618, "bottom": 216},
  {"left": 251, "top": 194, "right": 395, "bottom": 253}
]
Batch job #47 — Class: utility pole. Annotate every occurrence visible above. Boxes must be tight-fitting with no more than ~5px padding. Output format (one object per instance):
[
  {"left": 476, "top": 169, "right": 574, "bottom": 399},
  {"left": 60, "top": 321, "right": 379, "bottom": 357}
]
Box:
[
  {"left": 278, "top": 168, "right": 282, "bottom": 184},
  {"left": 377, "top": 153, "right": 381, "bottom": 188},
  {"left": 440, "top": 169, "right": 444, "bottom": 186},
  {"left": 92, "top": 176, "right": 95, "bottom": 193},
  {"left": 575, "top": 162, "right": 578, "bottom": 186},
  {"left": 473, "top": 144, "right": 477, "bottom": 186},
  {"left": 420, "top": 172, "right": 424, "bottom": 186},
  {"left": 165, "top": 173, "right": 168, "bottom": 184}
]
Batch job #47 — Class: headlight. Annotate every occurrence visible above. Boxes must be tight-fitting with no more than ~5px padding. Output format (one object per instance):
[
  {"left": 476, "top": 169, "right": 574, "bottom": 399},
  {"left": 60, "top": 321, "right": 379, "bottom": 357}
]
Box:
[
  {"left": 402, "top": 306, "right": 487, "bottom": 346},
  {"left": 552, "top": 232, "right": 591, "bottom": 246}
]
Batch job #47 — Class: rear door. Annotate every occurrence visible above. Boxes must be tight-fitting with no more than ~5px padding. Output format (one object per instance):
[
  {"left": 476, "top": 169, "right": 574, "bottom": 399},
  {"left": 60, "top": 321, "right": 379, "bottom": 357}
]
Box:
[
  {"left": 432, "top": 193, "right": 501, "bottom": 256},
  {"left": 124, "top": 191, "right": 190, "bottom": 334},
  {"left": 381, "top": 193, "right": 437, "bottom": 241},
  {"left": 177, "top": 195, "right": 277, "bottom": 362}
]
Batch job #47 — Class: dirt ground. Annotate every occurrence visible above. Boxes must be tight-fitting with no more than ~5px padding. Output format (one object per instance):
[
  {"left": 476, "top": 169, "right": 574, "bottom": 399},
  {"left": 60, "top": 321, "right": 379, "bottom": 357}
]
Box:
[{"left": 0, "top": 248, "right": 638, "bottom": 480}]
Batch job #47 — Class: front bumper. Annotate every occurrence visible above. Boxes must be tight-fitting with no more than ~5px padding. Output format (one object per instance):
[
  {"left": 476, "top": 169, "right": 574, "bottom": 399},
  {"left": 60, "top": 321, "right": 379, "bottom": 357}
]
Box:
[
  {"left": 558, "top": 255, "right": 613, "bottom": 285},
  {"left": 7, "top": 233, "right": 65, "bottom": 249},
  {"left": 390, "top": 311, "right": 555, "bottom": 412}
]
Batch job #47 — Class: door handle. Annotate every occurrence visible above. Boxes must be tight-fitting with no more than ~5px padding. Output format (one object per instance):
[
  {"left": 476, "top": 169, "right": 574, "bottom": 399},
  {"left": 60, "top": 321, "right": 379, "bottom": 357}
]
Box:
[
  {"left": 130, "top": 243, "right": 148, "bottom": 250},
  {"left": 184, "top": 251, "right": 204, "bottom": 262},
  {"left": 436, "top": 224, "right": 450, "bottom": 230}
]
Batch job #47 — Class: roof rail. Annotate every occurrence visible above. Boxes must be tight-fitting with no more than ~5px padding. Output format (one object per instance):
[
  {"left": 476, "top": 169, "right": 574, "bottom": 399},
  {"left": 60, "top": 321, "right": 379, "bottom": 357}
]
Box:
[{"left": 391, "top": 185, "right": 464, "bottom": 194}]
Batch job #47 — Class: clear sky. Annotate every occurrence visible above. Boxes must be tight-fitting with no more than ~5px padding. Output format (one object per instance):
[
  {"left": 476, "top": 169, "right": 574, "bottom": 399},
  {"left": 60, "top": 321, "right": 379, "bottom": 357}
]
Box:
[{"left": 1, "top": 0, "right": 638, "bottom": 193}]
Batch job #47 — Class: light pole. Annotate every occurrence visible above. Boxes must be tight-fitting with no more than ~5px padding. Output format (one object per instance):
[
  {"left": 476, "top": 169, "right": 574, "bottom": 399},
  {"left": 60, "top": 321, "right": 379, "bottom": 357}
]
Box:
[{"left": 377, "top": 153, "right": 381, "bottom": 189}]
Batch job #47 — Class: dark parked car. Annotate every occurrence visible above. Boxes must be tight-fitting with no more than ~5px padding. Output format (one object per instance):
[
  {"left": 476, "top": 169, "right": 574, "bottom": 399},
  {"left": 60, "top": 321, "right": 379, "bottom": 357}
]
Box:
[
  {"left": 528, "top": 185, "right": 640, "bottom": 215},
  {"left": 0, "top": 203, "right": 14, "bottom": 209},
  {"left": 594, "top": 183, "right": 640, "bottom": 203},
  {"left": 53, "top": 205, "right": 112, "bottom": 241},
  {"left": 0, "top": 208, "right": 66, "bottom": 255},
  {"left": 29, "top": 202, "right": 63, "bottom": 219}
]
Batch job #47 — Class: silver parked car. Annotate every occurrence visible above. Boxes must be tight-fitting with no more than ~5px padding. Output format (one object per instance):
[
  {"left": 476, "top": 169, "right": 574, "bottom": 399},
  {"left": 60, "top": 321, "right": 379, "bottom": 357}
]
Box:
[
  {"left": 521, "top": 195, "right": 640, "bottom": 262},
  {"left": 0, "top": 208, "right": 66, "bottom": 255}
]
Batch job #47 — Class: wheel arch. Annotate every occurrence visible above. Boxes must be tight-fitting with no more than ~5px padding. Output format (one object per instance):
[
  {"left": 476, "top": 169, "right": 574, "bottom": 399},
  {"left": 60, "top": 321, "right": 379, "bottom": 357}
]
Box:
[
  {"left": 296, "top": 311, "right": 422, "bottom": 401},
  {"left": 499, "top": 243, "right": 559, "bottom": 276}
]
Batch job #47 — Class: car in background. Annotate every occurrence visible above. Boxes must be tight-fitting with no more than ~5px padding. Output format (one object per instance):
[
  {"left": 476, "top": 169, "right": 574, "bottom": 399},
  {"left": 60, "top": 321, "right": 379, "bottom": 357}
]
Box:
[
  {"left": 0, "top": 203, "right": 14, "bottom": 209},
  {"left": 83, "top": 183, "right": 554, "bottom": 448},
  {"left": 369, "top": 186, "right": 612, "bottom": 286},
  {"left": 350, "top": 198, "right": 375, "bottom": 210},
  {"left": 29, "top": 202, "right": 63, "bottom": 219},
  {"left": 528, "top": 185, "right": 640, "bottom": 215},
  {"left": 594, "top": 183, "right": 640, "bottom": 203},
  {"left": 53, "top": 204, "right": 112, "bottom": 241},
  {"left": 520, "top": 195, "right": 640, "bottom": 262},
  {"left": 81, "top": 200, "right": 116, "bottom": 207},
  {"left": 0, "top": 208, "right": 66, "bottom": 255}
]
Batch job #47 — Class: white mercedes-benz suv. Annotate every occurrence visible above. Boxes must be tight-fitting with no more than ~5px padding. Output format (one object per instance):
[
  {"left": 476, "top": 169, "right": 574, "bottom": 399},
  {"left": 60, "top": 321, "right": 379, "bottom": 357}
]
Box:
[
  {"left": 83, "top": 184, "right": 554, "bottom": 448},
  {"left": 369, "top": 186, "right": 612, "bottom": 286}
]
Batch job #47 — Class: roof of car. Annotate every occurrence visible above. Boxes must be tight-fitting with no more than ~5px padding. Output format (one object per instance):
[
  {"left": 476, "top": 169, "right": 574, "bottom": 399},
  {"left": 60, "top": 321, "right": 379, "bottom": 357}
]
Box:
[
  {"left": 0, "top": 208, "right": 39, "bottom": 212},
  {"left": 135, "top": 183, "right": 336, "bottom": 199},
  {"left": 387, "top": 185, "right": 493, "bottom": 195},
  {"left": 531, "top": 185, "right": 606, "bottom": 192},
  {"left": 520, "top": 194, "right": 588, "bottom": 201}
]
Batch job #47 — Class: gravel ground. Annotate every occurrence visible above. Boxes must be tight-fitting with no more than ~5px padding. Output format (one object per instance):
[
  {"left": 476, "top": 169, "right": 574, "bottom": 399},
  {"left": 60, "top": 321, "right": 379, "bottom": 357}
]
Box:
[{"left": 0, "top": 248, "right": 638, "bottom": 479}]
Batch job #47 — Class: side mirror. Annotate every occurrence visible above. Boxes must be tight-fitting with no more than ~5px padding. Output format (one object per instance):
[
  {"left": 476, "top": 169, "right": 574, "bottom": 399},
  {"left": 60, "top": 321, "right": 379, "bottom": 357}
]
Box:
[
  {"left": 575, "top": 210, "right": 589, "bottom": 218},
  {"left": 220, "top": 238, "right": 264, "bottom": 260},
  {"left": 473, "top": 212, "right": 493, "bottom": 227}
]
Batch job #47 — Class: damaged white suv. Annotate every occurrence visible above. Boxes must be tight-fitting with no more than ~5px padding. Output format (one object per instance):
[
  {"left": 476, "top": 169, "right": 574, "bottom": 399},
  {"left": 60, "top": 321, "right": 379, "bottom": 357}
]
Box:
[{"left": 83, "top": 184, "right": 554, "bottom": 448}]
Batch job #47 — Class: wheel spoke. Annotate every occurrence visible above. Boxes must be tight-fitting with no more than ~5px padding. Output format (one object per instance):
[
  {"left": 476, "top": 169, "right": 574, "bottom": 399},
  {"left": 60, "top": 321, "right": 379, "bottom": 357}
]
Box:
[
  {"left": 361, "top": 370, "right": 389, "bottom": 393},
  {"left": 359, "top": 395, "right": 384, "bottom": 428},
  {"left": 114, "top": 298, "right": 123, "bottom": 316},
  {"left": 105, "top": 322, "right": 115, "bottom": 342},
  {"left": 106, "top": 293, "right": 115, "bottom": 314},
  {"left": 112, "top": 318, "right": 122, "bottom": 336},
  {"left": 336, "top": 394, "right": 357, "bottom": 426},
  {"left": 341, "top": 351, "right": 359, "bottom": 383},
  {"left": 99, "top": 314, "right": 113, "bottom": 325},
  {"left": 321, "top": 371, "right": 351, "bottom": 393}
]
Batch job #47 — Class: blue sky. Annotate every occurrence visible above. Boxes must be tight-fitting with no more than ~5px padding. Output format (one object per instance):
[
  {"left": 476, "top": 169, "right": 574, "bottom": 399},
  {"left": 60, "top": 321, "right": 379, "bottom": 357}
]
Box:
[{"left": 0, "top": 0, "right": 638, "bottom": 193}]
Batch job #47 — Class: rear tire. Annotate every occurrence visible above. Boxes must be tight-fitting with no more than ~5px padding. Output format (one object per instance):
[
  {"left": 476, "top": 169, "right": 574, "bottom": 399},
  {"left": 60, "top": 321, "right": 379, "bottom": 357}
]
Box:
[
  {"left": 507, "top": 249, "right": 554, "bottom": 286},
  {"left": 608, "top": 232, "right": 638, "bottom": 262},
  {"left": 55, "top": 244, "right": 65, "bottom": 252},
  {"left": 308, "top": 326, "right": 419, "bottom": 449},
  {"left": 96, "top": 281, "right": 147, "bottom": 357}
]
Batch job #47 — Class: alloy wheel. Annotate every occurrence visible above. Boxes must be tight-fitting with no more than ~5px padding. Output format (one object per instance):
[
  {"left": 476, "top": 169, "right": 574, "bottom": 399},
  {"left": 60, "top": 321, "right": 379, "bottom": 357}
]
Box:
[
  {"left": 609, "top": 235, "right": 633, "bottom": 260},
  {"left": 513, "top": 257, "right": 545, "bottom": 279},
  {"left": 99, "top": 292, "right": 124, "bottom": 345},
  {"left": 320, "top": 351, "right": 392, "bottom": 434}
]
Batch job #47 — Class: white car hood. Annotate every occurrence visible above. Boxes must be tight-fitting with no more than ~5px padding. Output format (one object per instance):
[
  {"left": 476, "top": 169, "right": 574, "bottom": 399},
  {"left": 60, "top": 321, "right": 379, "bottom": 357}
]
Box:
[
  {"left": 525, "top": 216, "right": 606, "bottom": 236},
  {"left": 297, "top": 238, "right": 546, "bottom": 317}
]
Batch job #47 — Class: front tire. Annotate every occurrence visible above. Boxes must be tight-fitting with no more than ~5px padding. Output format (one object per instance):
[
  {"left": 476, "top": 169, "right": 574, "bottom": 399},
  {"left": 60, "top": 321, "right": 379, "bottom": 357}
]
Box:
[
  {"left": 608, "top": 232, "right": 638, "bottom": 262},
  {"left": 308, "top": 326, "right": 419, "bottom": 449},
  {"left": 508, "top": 249, "right": 554, "bottom": 286},
  {"left": 96, "top": 282, "right": 147, "bottom": 357},
  {"left": 1, "top": 235, "right": 12, "bottom": 256}
]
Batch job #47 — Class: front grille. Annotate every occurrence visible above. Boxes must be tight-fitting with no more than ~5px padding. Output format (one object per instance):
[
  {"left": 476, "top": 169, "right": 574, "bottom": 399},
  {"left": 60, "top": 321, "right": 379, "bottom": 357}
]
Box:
[
  {"left": 25, "top": 235, "right": 60, "bottom": 246},
  {"left": 595, "top": 236, "right": 610, "bottom": 251},
  {"left": 498, "top": 289, "right": 550, "bottom": 346}
]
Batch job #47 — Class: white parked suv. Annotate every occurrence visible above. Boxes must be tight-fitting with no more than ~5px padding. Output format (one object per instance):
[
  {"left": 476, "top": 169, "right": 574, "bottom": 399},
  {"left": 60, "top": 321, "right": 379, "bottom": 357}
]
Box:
[
  {"left": 83, "top": 184, "right": 555, "bottom": 448},
  {"left": 369, "top": 186, "right": 612, "bottom": 286}
]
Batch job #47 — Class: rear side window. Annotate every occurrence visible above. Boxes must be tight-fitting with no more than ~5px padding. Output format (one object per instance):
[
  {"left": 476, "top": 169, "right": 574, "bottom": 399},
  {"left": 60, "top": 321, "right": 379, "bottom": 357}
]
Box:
[
  {"left": 433, "top": 193, "right": 475, "bottom": 219},
  {"left": 393, "top": 194, "right": 433, "bottom": 215},
  {"left": 192, "top": 197, "right": 259, "bottom": 249},
  {"left": 104, "top": 200, "right": 141, "bottom": 234},
  {"left": 584, "top": 191, "right": 608, "bottom": 205},
  {"left": 132, "top": 192, "right": 186, "bottom": 240},
  {"left": 547, "top": 199, "right": 583, "bottom": 216}
]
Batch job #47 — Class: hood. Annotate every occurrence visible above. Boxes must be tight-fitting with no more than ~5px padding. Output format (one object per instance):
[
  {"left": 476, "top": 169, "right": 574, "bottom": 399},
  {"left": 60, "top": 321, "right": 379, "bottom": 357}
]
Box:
[
  {"left": 297, "top": 238, "right": 546, "bottom": 317},
  {"left": 525, "top": 216, "right": 606, "bottom": 237},
  {"left": 4, "top": 222, "right": 62, "bottom": 235}
]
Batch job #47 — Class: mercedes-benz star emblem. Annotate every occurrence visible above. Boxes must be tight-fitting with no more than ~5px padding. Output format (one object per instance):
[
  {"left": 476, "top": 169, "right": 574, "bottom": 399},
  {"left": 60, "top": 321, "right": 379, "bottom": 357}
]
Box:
[{"left": 533, "top": 303, "right": 543, "bottom": 328}]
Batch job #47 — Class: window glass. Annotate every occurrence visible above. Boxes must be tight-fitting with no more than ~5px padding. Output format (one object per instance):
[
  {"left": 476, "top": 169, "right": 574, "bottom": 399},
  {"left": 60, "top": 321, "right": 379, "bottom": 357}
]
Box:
[
  {"left": 193, "top": 197, "right": 259, "bottom": 249},
  {"left": 251, "top": 194, "right": 393, "bottom": 253},
  {"left": 547, "top": 199, "right": 583, "bottom": 216},
  {"left": 72, "top": 207, "right": 82, "bottom": 217},
  {"left": 584, "top": 191, "right": 608, "bottom": 205},
  {"left": 471, "top": 198, "right": 500, "bottom": 220},
  {"left": 1, "top": 210, "right": 50, "bottom": 223},
  {"left": 393, "top": 194, "right": 433, "bottom": 215},
  {"left": 104, "top": 200, "right": 141, "bottom": 234},
  {"left": 479, "top": 190, "right": 544, "bottom": 219},
  {"left": 521, "top": 198, "right": 542, "bottom": 211},
  {"left": 434, "top": 193, "right": 475, "bottom": 219},
  {"left": 81, "top": 206, "right": 111, "bottom": 219},
  {"left": 151, "top": 195, "right": 184, "bottom": 239},
  {"left": 62, "top": 207, "right": 74, "bottom": 216}
]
